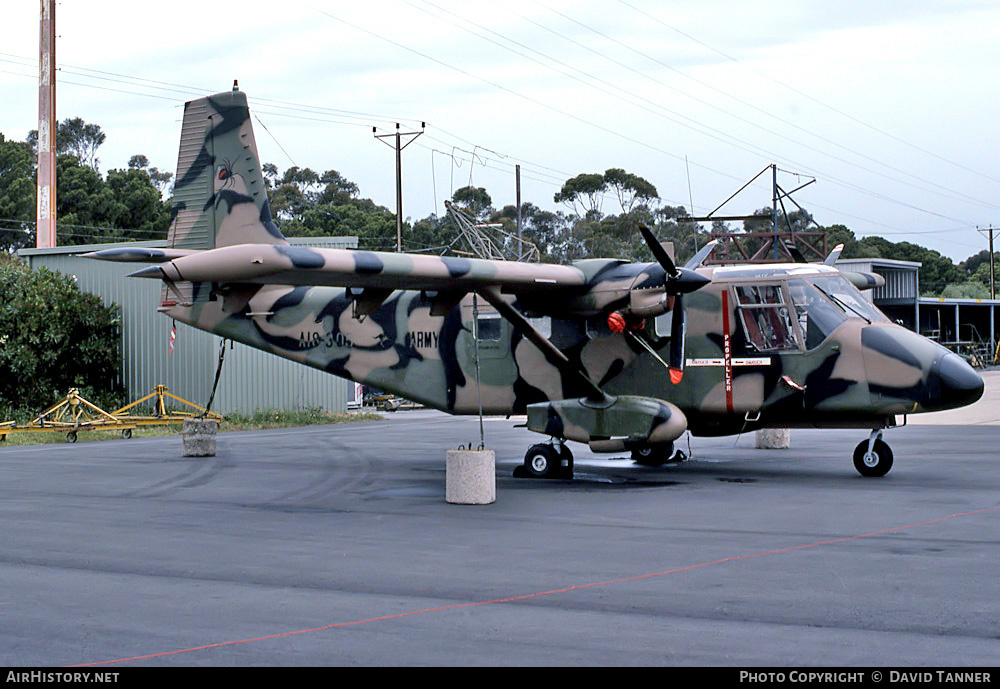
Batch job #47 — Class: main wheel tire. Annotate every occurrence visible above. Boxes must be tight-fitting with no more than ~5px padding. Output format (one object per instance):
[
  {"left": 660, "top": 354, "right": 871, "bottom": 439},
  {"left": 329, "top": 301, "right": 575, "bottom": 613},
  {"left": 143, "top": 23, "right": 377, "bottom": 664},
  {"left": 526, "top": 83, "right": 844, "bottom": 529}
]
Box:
[
  {"left": 632, "top": 443, "right": 673, "bottom": 466},
  {"left": 853, "top": 438, "right": 893, "bottom": 477},
  {"left": 524, "top": 444, "right": 561, "bottom": 479},
  {"left": 558, "top": 444, "right": 574, "bottom": 478}
]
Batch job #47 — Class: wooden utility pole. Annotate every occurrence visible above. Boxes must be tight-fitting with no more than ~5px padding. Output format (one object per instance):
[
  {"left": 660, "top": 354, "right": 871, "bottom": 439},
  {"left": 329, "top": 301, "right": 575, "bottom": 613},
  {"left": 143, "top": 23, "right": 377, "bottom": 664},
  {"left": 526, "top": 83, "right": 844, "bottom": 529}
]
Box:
[
  {"left": 374, "top": 123, "right": 424, "bottom": 252},
  {"left": 978, "top": 225, "right": 997, "bottom": 300},
  {"left": 37, "top": 0, "right": 57, "bottom": 248}
]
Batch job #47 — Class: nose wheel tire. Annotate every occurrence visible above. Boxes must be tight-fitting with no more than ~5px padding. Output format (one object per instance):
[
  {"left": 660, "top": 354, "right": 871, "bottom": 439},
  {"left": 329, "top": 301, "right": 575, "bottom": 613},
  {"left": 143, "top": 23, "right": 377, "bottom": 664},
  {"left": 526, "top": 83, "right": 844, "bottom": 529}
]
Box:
[{"left": 853, "top": 438, "right": 893, "bottom": 477}]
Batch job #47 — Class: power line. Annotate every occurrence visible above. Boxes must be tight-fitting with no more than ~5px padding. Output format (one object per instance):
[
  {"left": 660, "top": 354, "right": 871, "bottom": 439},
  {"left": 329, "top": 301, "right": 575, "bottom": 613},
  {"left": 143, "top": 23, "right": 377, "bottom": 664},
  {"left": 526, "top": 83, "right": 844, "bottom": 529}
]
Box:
[
  {"left": 500, "top": 0, "right": 1000, "bottom": 213},
  {"left": 613, "top": 0, "right": 1000, "bottom": 186},
  {"left": 1, "top": 29, "right": 988, "bottom": 254}
]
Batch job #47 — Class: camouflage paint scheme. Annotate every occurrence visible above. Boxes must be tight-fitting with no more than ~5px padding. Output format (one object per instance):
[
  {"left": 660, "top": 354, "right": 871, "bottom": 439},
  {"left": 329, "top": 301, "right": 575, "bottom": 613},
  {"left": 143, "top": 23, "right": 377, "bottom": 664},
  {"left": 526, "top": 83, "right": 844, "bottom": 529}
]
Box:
[{"left": 89, "top": 89, "right": 984, "bottom": 459}]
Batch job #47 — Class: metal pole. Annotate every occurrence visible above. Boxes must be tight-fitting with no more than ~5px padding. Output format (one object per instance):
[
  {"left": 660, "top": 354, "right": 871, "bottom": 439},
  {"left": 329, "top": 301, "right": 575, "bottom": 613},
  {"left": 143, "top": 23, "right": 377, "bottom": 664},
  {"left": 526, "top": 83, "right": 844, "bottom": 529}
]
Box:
[
  {"left": 771, "top": 164, "right": 779, "bottom": 260},
  {"left": 395, "top": 126, "right": 402, "bottom": 252},
  {"left": 515, "top": 164, "right": 522, "bottom": 260},
  {"left": 472, "top": 293, "right": 485, "bottom": 448},
  {"left": 36, "top": 0, "right": 57, "bottom": 249},
  {"left": 990, "top": 225, "right": 995, "bottom": 301},
  {"left": 373, "top": 122, "right": 425, "bottom": 253}
]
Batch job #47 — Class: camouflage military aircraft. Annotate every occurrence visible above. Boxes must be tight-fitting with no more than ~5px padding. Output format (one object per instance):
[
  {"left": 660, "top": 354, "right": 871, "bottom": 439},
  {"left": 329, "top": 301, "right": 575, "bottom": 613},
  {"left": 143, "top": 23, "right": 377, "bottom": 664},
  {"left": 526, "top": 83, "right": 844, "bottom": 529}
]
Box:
[{"left": 88, "top": 86, "right": 985, "bottom": 479}]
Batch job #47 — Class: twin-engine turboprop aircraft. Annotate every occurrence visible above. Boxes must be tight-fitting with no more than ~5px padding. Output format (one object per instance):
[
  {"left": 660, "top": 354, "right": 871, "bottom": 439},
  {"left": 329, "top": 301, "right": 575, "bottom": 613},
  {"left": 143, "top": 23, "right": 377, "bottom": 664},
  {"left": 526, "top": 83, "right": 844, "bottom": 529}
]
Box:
[{"left": 88, "top": 87, "right": 985, "bottom": 479}]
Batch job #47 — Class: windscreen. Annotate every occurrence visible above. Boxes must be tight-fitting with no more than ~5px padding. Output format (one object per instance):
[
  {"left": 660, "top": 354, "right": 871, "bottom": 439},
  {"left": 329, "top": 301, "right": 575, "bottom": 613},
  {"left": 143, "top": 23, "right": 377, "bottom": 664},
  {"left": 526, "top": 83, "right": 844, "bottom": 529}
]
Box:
[
  {"left": 788, "top": 278, "right": 848, "bottom": 349},
  {"left": 809, "top": 274, "right": 888, "bottom": 324}
]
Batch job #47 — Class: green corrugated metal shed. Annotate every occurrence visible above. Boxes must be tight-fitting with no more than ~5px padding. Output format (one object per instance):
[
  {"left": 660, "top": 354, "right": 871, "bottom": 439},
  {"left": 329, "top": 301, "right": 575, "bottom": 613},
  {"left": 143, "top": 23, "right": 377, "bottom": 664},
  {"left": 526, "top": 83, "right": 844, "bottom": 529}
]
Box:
[{"left": 19, "top": 237, "right": 359, "bottom": 415}]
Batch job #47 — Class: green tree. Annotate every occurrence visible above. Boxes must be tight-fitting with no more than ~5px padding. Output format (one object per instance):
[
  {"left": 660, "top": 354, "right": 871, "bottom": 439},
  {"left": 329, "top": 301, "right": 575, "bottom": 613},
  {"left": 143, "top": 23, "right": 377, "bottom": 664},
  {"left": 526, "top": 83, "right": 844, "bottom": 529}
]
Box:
[
  {"left": 27, "top": 117, "right": 106, "bottom": 171},
  {"left": 104, "top": 166, "right": 171, "bottom": 239},
  {"left": 0, "top": 254, "right": 122, "bottom": 415},
  {"left": 451, "top": 186, "right": 493, "bottom": 220},
  {"left": 490, "top": 202, "right": 569, "bottom": 262},
  {"left": 269, "top": 166, "right": 321, "bottom": 224},
  {"left": 823, "top": 224, "right": 874, "bottom": 259},
  {"left": 55, "top": 154, "right": 118, "bottom": 244},
  {"left": 128, "top": 154, "right": 173, "bottom": 196},
  {"left": 0, "top": 134, "right": 36, "bottom": 252},
  {"left": 317, "top": 170, "right": 359, "bottom": 205},
  {"left": 51, "top": 154, "right": 171, "bottom": 246},
  {"left": 554, "top": 172, "right": 607, "bottom": 218},
  {"left": 855, "top": 237, "right": 963, "bottom": 295},
  {"left": 941, "top": 281, "right": 989, "bottom": 299},
  {"left": 603, "top": 168, "right": 658, "bottom": 214}
]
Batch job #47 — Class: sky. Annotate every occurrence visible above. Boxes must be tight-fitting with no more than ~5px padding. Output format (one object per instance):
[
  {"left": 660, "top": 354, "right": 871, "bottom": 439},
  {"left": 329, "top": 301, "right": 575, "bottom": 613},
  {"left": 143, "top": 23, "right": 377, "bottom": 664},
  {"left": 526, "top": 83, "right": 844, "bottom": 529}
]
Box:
[{"left": 2, "top": 0, "right": 999, "bottom": 261}]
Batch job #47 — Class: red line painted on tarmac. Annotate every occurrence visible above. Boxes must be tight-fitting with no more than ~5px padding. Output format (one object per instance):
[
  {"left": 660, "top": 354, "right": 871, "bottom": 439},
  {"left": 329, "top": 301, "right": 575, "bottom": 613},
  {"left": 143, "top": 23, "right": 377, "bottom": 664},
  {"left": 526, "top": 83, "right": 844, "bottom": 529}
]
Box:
[{"left": 72, "top": 505, "right": 1000, "bottom": 667}]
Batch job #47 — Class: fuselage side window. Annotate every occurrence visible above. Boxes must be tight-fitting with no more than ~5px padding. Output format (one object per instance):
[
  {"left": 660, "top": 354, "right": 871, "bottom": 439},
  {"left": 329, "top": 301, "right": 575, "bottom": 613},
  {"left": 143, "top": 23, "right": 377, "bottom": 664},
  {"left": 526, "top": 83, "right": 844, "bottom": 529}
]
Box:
[
  {"left": 476, "top": 314, "right": 503, "bottom": 341},
  {"left": 526, "top": 316, "right": 552, "bottom": 339}
]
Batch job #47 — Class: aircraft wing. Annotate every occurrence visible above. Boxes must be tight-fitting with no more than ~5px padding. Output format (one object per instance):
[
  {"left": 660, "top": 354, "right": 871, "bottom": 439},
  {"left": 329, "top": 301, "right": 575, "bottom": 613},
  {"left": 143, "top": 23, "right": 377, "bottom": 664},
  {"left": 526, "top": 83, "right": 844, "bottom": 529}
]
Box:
[{"left": 114, "top": 244, "right": 587, "bottom": 294}]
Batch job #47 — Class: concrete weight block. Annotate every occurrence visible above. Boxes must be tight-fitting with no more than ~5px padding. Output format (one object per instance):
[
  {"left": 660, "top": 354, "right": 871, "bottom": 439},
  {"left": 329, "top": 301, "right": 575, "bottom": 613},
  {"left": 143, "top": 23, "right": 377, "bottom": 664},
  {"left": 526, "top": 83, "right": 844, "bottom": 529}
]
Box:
[
  {"left": 446, "top": 449, "right": 496, "bottom": 505},
  {"left": 182, "top": 418, "right": 217, "bottom": 457}
]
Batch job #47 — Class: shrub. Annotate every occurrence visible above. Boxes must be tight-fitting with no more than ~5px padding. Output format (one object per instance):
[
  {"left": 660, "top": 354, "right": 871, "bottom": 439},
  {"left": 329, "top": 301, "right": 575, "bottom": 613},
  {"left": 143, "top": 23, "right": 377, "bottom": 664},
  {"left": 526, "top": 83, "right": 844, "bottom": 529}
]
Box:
[{"left": 0, "top": 254, "right": 122, "bottom": 416}]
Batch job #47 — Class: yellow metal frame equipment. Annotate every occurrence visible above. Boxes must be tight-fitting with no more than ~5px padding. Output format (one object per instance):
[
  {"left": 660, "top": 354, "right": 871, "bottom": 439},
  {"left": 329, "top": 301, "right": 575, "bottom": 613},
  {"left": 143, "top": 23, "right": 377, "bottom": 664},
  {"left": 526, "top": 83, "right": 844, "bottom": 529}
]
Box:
[
  {"left": 111, "top": 385, "right": 222, "bottom": 426},
  {"left": 0, "top": 386, "right": 221, "bottom": 443}
]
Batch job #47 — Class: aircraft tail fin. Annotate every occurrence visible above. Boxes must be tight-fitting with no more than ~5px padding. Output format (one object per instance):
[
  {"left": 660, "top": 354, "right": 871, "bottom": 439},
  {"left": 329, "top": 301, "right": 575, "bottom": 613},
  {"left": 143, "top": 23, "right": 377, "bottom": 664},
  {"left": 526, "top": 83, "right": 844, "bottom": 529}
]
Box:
[{"left": 167, "top": 84, "right": 287, "bottom": 250}]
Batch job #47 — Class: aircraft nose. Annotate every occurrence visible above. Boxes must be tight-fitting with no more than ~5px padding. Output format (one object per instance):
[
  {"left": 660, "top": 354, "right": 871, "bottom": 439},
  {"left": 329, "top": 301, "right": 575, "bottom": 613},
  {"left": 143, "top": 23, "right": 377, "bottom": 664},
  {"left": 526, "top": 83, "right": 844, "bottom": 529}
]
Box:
[{"left": 932, "top": 353, "right": 984, "bottom": 410}]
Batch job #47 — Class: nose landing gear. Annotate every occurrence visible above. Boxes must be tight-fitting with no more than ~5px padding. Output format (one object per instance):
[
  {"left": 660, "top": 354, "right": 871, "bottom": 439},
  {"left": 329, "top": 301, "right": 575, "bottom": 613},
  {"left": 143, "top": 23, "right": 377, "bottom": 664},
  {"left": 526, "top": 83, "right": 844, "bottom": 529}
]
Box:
[{"left": 853, "top": 429, "right": 893, "bottom": 477}]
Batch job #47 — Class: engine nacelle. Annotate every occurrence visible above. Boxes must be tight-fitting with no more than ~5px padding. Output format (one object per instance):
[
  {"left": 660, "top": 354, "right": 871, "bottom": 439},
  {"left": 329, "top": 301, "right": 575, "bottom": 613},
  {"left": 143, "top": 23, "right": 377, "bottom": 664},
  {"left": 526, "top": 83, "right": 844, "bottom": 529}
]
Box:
[{"left": 526, "top": 395, "right": 687, "bottom": 453}]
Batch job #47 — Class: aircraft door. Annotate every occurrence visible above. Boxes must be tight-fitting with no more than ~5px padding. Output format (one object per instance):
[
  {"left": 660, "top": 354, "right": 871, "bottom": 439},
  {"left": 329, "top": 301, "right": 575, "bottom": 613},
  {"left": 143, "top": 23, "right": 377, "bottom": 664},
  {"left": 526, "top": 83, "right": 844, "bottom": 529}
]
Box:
[{"left": 732, "top": 283, "right": 801, "bottom": 354}]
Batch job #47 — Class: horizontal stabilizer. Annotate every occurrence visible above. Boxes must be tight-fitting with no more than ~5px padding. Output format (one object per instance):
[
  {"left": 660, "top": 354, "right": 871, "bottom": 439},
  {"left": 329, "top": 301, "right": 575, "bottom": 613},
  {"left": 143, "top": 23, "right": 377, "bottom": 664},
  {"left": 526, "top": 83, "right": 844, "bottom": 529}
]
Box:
[{"left": 84, "top": 247, "right": 200, "bottom": 263}]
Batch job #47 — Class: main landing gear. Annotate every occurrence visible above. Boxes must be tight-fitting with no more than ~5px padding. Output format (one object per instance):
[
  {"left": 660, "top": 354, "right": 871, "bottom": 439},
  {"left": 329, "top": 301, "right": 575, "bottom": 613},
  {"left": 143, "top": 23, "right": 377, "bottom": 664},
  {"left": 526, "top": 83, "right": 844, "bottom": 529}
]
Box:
[
  {"left": 853, "top": 429, "right": 893, "bottom": 477},
  {"left": 515, "top": 440, "right": 574, "bottom": 479},
  {"left": 631, "top": 442, "right": 687, "bottom": 466}
]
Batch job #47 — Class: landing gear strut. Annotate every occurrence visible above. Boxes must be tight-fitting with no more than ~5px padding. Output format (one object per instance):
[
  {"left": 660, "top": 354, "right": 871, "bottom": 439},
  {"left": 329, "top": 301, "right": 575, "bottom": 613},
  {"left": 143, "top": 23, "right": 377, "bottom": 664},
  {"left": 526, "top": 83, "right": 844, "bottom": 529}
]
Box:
[
  {"left": 631, "top": 442, "right": 686, "bottom": 466},
  {"left": 516, "top": 440, "right": 574, "bottom": 479},
  {"left": 853, "top": 430, "right": 893, "bottom": 477}
]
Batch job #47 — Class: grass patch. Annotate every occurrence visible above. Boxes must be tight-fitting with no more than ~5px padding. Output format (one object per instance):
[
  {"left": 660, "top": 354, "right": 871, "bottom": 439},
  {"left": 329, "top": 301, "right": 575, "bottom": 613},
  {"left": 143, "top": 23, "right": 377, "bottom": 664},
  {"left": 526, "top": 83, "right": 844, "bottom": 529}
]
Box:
[
  {"left": 0, "top": 408, "right": 383, "bottom": 446},
  {"left": 221, "top": 408, "right": 383, "bottom": 431}
]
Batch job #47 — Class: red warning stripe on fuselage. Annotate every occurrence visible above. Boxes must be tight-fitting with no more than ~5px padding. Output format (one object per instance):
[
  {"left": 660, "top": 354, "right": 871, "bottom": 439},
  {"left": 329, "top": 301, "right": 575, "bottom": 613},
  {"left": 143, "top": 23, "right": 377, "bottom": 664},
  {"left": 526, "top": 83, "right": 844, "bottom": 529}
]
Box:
[{"left": 721, "top": 289, "right": 734, "bottom": 413}]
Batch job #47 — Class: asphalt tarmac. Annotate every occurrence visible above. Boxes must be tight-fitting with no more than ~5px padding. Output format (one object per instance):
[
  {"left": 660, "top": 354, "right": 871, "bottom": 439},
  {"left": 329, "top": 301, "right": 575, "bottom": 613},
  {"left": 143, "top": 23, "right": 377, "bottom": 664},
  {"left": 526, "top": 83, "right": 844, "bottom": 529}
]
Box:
[{"left": 1, "top": 411, "right": 998, "bottom": 667}]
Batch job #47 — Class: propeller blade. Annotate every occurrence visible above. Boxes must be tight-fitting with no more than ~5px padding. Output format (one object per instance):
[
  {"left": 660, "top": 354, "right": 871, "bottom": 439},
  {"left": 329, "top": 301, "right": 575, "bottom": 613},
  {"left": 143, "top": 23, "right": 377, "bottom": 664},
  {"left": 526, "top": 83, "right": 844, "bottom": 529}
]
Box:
[
  {"left": 784, "top": 241, "right": 808, "bottom": 264},
  {"left": 637, "top": 222, "right": 677, "bottom": 276},
  {"left": 824, "top": 243, "right": 845, "bottom": 266},
  {"left": 683, "top": 240, "right": 718, "bottom": 271},
  {"left": 668, "top": 294, "right": 686, "bottom": 384}
]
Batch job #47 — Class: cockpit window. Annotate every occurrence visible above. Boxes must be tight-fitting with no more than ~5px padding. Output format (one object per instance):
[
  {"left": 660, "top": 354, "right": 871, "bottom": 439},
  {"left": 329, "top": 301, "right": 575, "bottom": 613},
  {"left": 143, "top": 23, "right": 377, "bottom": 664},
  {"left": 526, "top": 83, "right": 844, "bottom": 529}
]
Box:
[
  {"left": 788, "top": 278, "right": 848, "bottom": 349},
  {"left": 809, "top": 274, "right": 888, "bottom": 324},
  {"left": 734, "top": 284, "right": 800, "bottom": 352}
]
